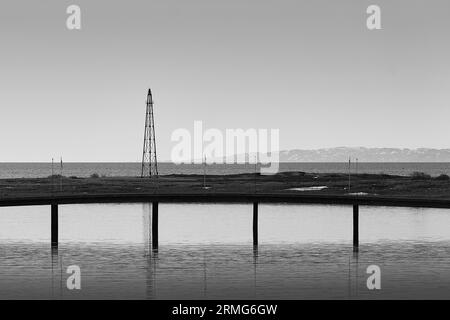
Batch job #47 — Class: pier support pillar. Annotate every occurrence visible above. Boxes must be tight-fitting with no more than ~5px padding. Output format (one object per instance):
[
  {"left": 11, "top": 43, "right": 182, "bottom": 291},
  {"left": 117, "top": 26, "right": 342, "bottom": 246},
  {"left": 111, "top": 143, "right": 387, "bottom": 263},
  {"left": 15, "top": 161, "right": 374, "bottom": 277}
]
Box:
[
  {"left": 253, "top": 202, "right": 258, "bottom": 246},
  {"left": 353, "top": 204, "right": 359, "bottom": 249},
  {"left": 51, "top": 204, "right": 58, "bottom": 247},
  {"left": 152, "top": 202, "right": 159, "bottom": 249}
]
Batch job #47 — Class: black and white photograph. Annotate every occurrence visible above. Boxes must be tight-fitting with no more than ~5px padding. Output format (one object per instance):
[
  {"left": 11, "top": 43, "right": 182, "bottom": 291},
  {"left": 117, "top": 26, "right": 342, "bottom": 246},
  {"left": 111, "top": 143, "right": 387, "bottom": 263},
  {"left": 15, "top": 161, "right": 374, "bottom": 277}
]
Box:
[{"left": 0, "top": 0, "right": 449, "bottom": 313}]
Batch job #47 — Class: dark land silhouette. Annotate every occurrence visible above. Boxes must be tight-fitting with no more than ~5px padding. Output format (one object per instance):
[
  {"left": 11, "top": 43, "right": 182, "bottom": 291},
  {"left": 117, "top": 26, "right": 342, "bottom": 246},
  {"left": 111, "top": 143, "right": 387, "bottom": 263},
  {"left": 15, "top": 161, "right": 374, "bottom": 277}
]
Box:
[{"left": 1, "top": 171, "right": 449, "bottom": 200}]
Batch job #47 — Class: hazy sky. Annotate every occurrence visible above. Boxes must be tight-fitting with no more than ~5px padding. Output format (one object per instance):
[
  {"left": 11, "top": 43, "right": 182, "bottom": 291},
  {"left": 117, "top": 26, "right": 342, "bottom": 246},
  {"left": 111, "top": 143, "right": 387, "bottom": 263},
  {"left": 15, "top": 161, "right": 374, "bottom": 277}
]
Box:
[{"left": 1, "top": 0, "right": 449, "bottom": 161}]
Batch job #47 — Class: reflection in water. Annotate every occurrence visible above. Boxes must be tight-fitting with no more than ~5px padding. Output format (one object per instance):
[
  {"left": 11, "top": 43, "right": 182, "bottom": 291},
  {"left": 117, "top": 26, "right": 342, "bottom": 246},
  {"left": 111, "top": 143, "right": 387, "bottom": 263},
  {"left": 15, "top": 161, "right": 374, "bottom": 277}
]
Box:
[
  {"left": 203, "top": 251, "right": 207, "bottom": 298},
  {"left": 0, "top": 203, "right": 449, "bottom": 299},
  {"left": 51, "top": 246, "right": 58, "bottom": 299},
  {"left": 145, "top": 253, "right": 154, "bottom": 300},
  {"left": 253, "top": 245, "right": 258, "bottom": 297},
  {"left": 0, "top": 241, "right": 449, "bottom": 299},
  {"left": 142, "top": 203, "right": 151, "bottom": 255},
  {"left": 349, "top": 250, "right": 359, "bottom": 298}
]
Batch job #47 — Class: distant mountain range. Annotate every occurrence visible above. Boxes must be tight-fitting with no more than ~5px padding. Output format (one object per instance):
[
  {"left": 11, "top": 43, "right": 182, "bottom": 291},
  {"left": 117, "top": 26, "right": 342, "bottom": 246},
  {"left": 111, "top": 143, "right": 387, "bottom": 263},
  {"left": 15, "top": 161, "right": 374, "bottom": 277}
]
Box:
[{"left": 278, "top": 147, "right": 450, "bottom": 162}]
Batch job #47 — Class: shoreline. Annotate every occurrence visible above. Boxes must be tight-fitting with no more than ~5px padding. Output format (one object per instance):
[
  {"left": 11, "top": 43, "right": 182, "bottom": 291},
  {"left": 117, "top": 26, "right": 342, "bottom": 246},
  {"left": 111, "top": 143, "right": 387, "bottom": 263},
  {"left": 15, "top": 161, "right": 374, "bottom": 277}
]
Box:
[{"left": 1, "top": 171, "right": 449, "bottom": 200}]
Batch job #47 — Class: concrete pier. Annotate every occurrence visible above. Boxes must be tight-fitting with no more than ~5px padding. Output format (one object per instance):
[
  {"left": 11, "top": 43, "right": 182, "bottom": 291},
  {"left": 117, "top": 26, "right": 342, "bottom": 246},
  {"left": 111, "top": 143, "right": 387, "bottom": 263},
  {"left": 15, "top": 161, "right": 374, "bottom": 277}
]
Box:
[
  {"left": 51, "top": 204, "right": 58, "bottom": 247},
  {"left": 152, "top": 202, "right": 159, "bottom": 249},
  {"left": 253, "top": 202, "right": 258, "bottom": 246},
  {"left": 353, "top": 204, "right": 359, "bottom": 249}
]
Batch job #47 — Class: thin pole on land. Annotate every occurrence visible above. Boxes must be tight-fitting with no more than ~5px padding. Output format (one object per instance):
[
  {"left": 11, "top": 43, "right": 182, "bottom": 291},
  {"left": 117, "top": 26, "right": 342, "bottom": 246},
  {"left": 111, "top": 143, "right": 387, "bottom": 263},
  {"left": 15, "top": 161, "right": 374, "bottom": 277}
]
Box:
[
  {"left": 51, "top": 158, "right": 54, "bottom": 195},
  {"left": 254, "top": 155, "right": 257, "bottom": 194},
  {"left": 60, "top": 157, "right": 63, "bottom": 192},
  {"left": 203, "top": 155, "right": 206, "bottom": 189},
  {"left": 348, "top": 157, "right": 351, "bottom": 192}
]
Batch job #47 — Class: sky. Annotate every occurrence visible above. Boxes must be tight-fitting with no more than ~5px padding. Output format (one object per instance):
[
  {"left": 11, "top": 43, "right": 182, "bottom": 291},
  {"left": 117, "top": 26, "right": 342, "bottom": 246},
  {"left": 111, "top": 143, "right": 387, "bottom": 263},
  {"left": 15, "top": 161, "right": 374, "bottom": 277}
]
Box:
[{"left": 1, "top": 0, "right": 449, "bottom": 162}]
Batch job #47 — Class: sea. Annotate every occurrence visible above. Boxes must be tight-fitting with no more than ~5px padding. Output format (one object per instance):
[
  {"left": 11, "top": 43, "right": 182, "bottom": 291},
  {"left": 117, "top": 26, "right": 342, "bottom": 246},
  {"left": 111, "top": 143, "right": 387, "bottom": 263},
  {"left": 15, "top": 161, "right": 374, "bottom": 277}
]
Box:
[
  {"left": 0, "top": 162, "right": 449, "bottom": 179},
  {"left": 0, "top": 203, "right": 449, "bottom": 299}
]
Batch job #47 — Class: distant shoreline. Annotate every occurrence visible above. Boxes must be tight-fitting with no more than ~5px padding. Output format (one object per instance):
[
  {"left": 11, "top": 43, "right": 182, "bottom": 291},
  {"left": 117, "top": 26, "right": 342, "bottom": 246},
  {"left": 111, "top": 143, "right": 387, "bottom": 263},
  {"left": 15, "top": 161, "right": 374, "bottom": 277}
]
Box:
[{"left": 0, "top": 162, "right": 449, "bottom": 179}]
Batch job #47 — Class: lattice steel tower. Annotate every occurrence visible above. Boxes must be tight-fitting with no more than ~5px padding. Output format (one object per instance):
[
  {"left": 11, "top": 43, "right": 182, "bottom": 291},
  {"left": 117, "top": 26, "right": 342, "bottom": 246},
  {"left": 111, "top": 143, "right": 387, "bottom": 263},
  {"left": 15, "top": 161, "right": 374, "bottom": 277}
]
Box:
[{"left": 141, "top": 88, "right": 158, "bottom": 177}]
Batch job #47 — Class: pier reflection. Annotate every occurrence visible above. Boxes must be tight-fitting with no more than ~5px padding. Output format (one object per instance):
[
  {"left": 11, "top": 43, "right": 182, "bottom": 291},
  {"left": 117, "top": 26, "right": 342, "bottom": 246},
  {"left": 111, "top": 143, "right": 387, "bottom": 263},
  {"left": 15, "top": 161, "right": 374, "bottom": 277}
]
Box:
[
  {"left": 50, "top": 246, "right": 62, "bottom": 299},
  {"left": 253, "top": 245, "right": 258, "bottom": 297}
]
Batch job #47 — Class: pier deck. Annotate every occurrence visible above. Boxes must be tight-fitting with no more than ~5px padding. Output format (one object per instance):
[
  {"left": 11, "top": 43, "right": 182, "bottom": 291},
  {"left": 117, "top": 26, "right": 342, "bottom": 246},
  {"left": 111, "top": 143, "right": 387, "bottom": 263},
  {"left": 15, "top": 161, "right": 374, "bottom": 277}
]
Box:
[
  {"left": 1, "top": 193, "right": 450, "bottom": 208},
  {"left": 2, "top": 192, "right": 449, "bottom": 250}
]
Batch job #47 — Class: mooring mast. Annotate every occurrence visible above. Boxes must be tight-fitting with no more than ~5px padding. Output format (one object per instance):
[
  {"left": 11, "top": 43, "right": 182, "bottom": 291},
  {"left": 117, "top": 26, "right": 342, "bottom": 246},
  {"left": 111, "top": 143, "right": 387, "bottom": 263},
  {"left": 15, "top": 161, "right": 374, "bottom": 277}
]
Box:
[{"left": 141, "top": 88, "right": 158, "bottom": 177}]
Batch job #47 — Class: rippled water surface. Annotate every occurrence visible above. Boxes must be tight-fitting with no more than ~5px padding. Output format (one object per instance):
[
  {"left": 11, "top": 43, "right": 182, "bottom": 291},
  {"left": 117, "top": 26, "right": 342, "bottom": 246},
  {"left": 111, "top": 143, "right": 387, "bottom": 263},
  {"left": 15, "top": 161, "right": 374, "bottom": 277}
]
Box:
[{"left": 0, "top": 204, "right": 449, "bottom": 299}]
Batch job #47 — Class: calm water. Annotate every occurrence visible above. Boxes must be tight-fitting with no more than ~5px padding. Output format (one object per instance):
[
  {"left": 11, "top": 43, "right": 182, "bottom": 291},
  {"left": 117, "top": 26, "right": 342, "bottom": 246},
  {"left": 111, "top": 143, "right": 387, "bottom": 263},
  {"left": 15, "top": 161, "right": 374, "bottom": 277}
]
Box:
[
  {"left": 0, "top": 162, "right": 449, "bottom": 179},
  {"left": 0, "top": 204, "right": 449, "bottom": 299}
]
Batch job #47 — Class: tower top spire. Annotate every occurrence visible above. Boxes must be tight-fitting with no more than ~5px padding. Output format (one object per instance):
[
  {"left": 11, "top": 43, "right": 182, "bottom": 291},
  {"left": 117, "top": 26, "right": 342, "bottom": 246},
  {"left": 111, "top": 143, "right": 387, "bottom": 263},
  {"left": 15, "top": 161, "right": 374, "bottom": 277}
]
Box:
[{"left": 142, "top": 88, "right": 158, "bottom": 178}]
